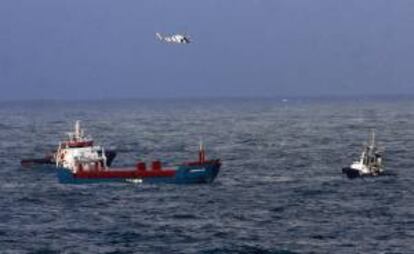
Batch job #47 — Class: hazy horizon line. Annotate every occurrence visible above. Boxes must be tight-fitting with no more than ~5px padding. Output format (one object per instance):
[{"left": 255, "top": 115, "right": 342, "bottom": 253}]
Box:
[{"left": 1, "top": 93, "right": 413, "bottom": 104}]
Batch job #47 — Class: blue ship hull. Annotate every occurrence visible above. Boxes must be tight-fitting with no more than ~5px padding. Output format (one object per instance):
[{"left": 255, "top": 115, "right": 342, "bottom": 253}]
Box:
[{"left": 57, "top": 160, "right": 221, "bottom": 184}]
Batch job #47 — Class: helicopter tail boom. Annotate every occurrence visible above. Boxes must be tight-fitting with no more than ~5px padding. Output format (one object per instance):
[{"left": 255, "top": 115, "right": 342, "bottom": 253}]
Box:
[{"left": 155, "top": 33, "right": 163, "bottom": 41}]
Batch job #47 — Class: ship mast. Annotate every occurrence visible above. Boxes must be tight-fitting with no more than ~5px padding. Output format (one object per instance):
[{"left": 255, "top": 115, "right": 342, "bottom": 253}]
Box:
[
  {"left": 75, "top": 120, "right": 81, "bottom": 140},
  {"left": 370, "top": 130, "right": 375, "bottom": 149},
  {"left": 199, "top": 140, "right": 205, "bottom": 163}
]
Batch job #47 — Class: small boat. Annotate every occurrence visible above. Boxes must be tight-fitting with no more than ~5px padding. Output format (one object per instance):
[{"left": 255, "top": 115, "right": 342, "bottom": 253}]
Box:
[
  {"left": 20, "top": 121, "right": 116, "bottom": 169},
  {"left": 342, "top": 131, "right": 385, "bottom": 179},
  {"left": 57, "top": 142, "right": 221, "bottom": 184}
]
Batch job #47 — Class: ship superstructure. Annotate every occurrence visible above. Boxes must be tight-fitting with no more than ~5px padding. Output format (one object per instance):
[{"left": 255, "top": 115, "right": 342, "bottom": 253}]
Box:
[{"left": 342, "top": 131, "right": 384, "bottom": 178}]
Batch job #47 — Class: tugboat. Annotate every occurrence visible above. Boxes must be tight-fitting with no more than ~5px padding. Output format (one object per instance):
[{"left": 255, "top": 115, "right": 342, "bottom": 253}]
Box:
[
  {"left": 57, "top": 141, "right": 221, "bottom": 184},
  {"left": 342, "top": 131, "right": 384, "bottom": 179},
  {"left": 21, "top": 121, "right": 116, "bottom": 169}
]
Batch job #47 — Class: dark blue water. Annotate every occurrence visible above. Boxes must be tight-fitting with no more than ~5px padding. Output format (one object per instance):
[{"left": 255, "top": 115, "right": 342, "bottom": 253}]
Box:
[{"left": 0, "top": 98, "right": 413, "bottom": 253}]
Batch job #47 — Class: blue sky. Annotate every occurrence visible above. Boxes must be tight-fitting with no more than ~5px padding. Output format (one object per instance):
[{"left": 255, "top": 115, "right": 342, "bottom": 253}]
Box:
[{"left": 0, "top": 0, "right": 413, "bottom": 100}]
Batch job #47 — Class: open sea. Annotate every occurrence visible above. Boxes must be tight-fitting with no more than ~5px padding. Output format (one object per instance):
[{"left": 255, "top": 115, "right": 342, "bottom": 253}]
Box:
[{"left": 0, "top": 97, "right": 413, "bottom": 254}]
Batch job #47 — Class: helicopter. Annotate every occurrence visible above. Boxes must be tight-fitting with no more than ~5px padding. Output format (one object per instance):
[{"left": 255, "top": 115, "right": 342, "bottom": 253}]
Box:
[{"left": 156, "top": 32, "right": 191, "bottom": 44}]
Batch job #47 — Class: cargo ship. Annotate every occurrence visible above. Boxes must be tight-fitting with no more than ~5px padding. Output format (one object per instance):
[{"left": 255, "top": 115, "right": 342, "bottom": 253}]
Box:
[
  {"left": 57, "top": 142, "right": 221, "bottom": 184},
  {"left": 20, "top": 121, "right": 116, "bottom": 169}
]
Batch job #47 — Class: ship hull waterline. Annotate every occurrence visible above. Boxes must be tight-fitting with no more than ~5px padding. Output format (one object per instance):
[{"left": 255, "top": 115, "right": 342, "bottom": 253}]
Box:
[
  {"left": 342, "top": 167, "right": 393, "bottom": 179},
  {"left": 57, "top": 160, "right": 221, "bottom": 184}
]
